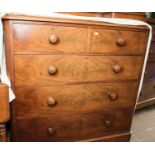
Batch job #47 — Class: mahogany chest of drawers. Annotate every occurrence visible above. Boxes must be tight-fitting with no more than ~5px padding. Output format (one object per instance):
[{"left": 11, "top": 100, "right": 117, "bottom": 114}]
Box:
[{"left": 2, "top": 14, "right": 149, "bottom": 142}]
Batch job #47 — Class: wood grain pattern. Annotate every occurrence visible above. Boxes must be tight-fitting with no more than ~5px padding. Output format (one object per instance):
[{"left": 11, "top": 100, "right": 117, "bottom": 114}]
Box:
[
  {"left": 14, "top": 55, "right": 143, "bottom": 86},
  {"left": 13, "top": 23, "right": 88, "bottom": 53},
  {"left": 90, "top": 28, "right": 148, "bottom": 54},
  {"left": 15, "top": 108, "right": 132, "bottom": 142},
  {"left": 12, "top": 22, "right": 148, "bottom": 55},
  {"left": 14, "top": 82, "right": 138, "bottom": 116},
  {"left": 2, "top": 14, "right": 149, "bottom": 142}
]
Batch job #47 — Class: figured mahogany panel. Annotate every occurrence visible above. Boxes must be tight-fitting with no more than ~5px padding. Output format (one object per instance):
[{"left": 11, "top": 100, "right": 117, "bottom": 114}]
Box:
[
  {"left": 15, "top": 108, "right": 132, "bottom": 141},
  {"left": 13, "top": 23, "right": 88, "bottom": 54},
  {"left": 14, "top": 82, "right": 137, "bottom": 116},
  {"left": 14, "top": 55, "right": 142, "bottom": 86},
  {"left": 89, "top": 28, "right": 148, "bottom": 54}
]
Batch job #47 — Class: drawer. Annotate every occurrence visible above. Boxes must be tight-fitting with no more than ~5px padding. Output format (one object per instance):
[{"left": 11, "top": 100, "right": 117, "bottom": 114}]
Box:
[
  {"left": 13, "top": 23, "right": 87, "bottom": 54},
  {"left": 14, "top": 82, "right": 138, "bottom": 116},
  {"left": 14, "top": 55, "right": 143, "bottom": 86},
  {"left": 15, "top": 108, "right": 132, "bottom": 141},
  {"left": 89, "top": 28, "right": 148, "bottom": 54},
  {"left": 139, "top": 80, "right": 155, "bottom": 102}
]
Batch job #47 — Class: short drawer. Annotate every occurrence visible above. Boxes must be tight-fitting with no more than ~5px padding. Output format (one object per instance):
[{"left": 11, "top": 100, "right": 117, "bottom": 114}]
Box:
[
  {"left": 89, "top": 28, "right": 148, "bottom": 54},
  {"left": 14, "top": 55, "right": 143, "bottom": 86},
  {"left": 14, "top": 82, "right": 138, "bottom": 116},
  {"left": 139, "top": 79, "right": 155, "bottom": 102},
  {"left": 15, "top": 108, "right": 132, "bottom": 141},
  {"left": 13, "top": 23, "right": 88, "bottom": 54}
]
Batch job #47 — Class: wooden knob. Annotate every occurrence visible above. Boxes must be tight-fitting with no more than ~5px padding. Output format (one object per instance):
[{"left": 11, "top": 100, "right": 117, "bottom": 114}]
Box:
[
  {"left": 116, "top": 38, "right": 125, "bottom": 46},
  {"left": 48, "top": 66, "right": 57, "bottom": 75},
  {"left": 47, "top": 128, "right": 55, "bottom": 136},
  {"left": 104, "top": 120, "right": 112, "bottom": 128},
  {"left": 108, "top": 93, "right": 118, "bottom": 101},
  {"left": 113, "top": 65, "right": 121, "bottom": 73},
  {"left": 47, "top": 97, "right": 56, "bottom": 107},
  {"left": 49, "top": 34, "right": 59, "bottom": 44}
]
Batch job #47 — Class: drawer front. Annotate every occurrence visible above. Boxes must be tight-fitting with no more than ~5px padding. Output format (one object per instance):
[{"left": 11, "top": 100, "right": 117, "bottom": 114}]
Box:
[
  {"left": 15, "top": 108, "right": 132, "bottom": 141},
  {"left": 89, "top": 28, "right": 148, "bottom": 54},
  {"left": 14, "top": 55, "right": 142, "bottom": 86},
  {"left": 139, "top": 80, "right": 155, "bottom": 102},
  {"left": 13, "top": 23, "right": 87, "bottom": 54},
  {"left": 14, "top": 82, "right": 137, "bottom": 116}
]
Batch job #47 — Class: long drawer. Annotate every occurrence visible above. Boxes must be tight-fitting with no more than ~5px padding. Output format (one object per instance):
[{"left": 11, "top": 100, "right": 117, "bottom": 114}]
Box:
[
  {"left": 14, "top": 82, "right": 138, "bottom": 116},
  {"left": 14, "top": 55, "right": 143, "bottom": 86},
  {"left": 15, "top": 108, "right": 132, "bottom": 142},
  {"left": 12, "top": 22, "right": 148, "bottom": 55}
]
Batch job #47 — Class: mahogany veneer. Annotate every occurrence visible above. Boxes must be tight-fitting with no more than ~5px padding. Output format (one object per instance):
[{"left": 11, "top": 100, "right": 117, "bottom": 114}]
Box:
[{"left": 2, "top": 14, "right": 149, "bottom": 141}]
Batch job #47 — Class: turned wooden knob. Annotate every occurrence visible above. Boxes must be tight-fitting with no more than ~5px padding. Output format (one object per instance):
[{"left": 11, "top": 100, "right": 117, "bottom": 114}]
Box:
[
  {"left": 113, "top": 65, "right": 121, "bottom": 73},
  {"left": 104, "top": 120, "right": 112, "bottom": 128},
  {"left": 108, "top": 93, "right": 118, "bottom": 101},
  {"left": 48, "top": 66, "right": 57, "bottom": 75},
  {"left": 116, "top": 38, "right": 125, "bottom": 46},
  {"left": 47, "top": 128, "right": 55, "bottom": 136},
  {"left": 49, "top": 34, "right": 59, "bottom": 44},
  {"left": 47, "top": 97, "right": 56, "bottom": 107}
]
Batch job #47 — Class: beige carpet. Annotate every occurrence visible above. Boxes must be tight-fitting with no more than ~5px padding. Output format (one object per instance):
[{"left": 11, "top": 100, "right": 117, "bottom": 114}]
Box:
[{"left": 131, "top": 104, "right": 155, "bottom": 142}]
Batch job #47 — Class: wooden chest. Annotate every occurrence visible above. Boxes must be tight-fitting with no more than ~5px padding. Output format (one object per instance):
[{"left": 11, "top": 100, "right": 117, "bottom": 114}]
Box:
[
  {"left": 137, "top": 18, "right": 155, "bottom": 109},
  {"left": 2, "top": 14, "right": 149, "bottom": 142}
]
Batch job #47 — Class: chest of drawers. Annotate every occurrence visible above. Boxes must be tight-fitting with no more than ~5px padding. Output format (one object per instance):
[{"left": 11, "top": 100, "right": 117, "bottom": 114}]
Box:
[{"left": 2, "top": 14, "right": 149, "bottom": 142}]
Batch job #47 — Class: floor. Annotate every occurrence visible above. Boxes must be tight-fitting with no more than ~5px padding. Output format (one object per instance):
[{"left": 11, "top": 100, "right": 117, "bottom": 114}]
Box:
[{"left": 131, "top": 104, "right": 155, "bottom": 142}]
